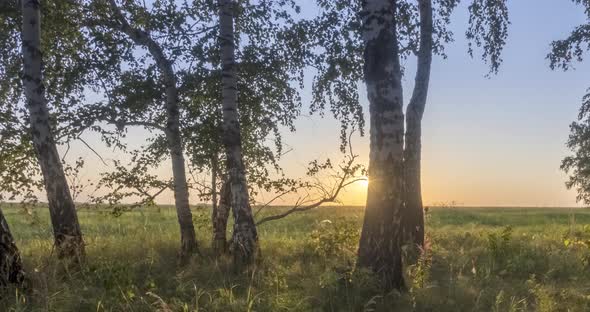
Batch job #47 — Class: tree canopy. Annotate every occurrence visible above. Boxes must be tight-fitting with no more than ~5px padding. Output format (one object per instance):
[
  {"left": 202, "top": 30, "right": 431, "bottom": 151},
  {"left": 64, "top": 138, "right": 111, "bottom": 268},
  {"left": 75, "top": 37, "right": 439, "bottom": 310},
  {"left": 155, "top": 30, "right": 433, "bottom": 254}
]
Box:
[{"left": 553, "top": 0, "right": 590, "bottom": 205}]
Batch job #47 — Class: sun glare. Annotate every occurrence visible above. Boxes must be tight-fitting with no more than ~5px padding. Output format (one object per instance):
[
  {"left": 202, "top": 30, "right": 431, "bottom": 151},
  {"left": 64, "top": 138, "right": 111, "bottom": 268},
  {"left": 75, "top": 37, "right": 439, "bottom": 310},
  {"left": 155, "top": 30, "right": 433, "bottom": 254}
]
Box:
[{"left": 358, "top": 177, "right": 369, "bottom": 188}]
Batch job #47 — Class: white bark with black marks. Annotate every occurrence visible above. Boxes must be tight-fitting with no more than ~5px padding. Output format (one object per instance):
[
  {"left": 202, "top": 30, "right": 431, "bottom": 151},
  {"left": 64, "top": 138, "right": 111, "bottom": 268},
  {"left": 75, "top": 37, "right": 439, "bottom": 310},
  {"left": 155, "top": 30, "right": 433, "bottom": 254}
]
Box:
[
  {"left": 218, "top": 0, "right": 258, "bottom": 266},
  {"left": 357, "top": 0, "right": 405, "bottom": 290},
  {"left": 403, "top": 0, "right": 433, "bottom": 247},
  {"left": 212, "top": 178, "right": 231, "bottom": 255},
  {"left": 21, "top": 0, "right": 85, "bottom": 261}
]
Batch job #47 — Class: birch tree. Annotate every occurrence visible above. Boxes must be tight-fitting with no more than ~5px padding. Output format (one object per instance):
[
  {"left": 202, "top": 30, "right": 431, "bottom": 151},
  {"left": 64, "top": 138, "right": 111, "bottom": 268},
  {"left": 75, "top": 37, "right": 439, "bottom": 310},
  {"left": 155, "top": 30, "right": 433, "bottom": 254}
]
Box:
[
  {"left": 184, "top": 0, "right": 308, "bottom": 255},
  {"left": 99, "top": 0, "right": 199, "bottom": 261},
  {"left": 179, "top": 0, "right": 308, "bottom": 261},
  {"left": 212, "top": 179, "right": 231, "bottom": 254},
  {"left": 73, "top": 0, "right": 306, "bottom": 260},
  {"left": 2, "top": 0, "right": 120, "bottom": 259},
  {"left": 20, "top": 0, "right": 85, "bottom": 261},
  {"left": 356, "top": 0, "right": 407, "bottom": 290},
  {"left": 310, "top": 0, "right": 508, "bottom": 289},
  {"left": 402, "top": 0, "right": 433, "bottom": 246},
  {"left": 218, "top": 0, "right": 258, "bottom": 265}
]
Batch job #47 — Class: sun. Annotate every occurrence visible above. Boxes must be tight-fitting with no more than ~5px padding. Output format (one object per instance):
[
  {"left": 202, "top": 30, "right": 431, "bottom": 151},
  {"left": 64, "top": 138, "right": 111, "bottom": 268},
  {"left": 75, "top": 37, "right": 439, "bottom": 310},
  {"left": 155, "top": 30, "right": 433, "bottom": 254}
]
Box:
[{"left": 358, "top": 177, "right": 369, "bottom": 188}]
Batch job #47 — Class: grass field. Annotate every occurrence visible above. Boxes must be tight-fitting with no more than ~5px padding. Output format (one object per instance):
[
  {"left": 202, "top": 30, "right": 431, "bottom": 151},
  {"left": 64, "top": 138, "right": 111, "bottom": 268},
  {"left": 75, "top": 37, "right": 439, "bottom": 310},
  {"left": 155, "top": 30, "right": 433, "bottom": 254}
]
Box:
[{"left": 2, "top": 205, "right": 590, "bottom": 311}]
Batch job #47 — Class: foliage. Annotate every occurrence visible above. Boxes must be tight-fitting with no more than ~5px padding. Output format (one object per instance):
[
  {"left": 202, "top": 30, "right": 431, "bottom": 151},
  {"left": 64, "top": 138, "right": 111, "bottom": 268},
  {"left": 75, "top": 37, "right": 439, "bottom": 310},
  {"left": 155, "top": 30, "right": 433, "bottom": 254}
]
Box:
[
  {"left": 308, "top": 219, "right": 359, "bottom": 258},
  {"left": 407, "top": 239, "right": 433, "bottom": 290},
  {"left": 67, "top": 0, "right": 311, "bottom": 209},
  {"left": 561, "top": 91, "right": 590, "bottom": 206},
  {"left": 562, "top": 221, "right": 590, "bottom": 266},
  {"left": 308, "top": 0, "right": 465, "bottom": 148},
  {"left": 466, "top": 0, "right": 510, "bottom": 74},
  {"left": 0, "top": 0, "right": 106, "bottom": 203},
  {"left": 0, "top": 0, "right": 514, "bottom": 212},
  {"left": 305, "top": 0, "right": 508, "bottom": 150},
  {"left": 551, "top": 1, "right": 590, "bottom": 206},
  {"left": 548, "top": 0, "right": 590, "bottom": 71},
  {"left": 90, "top": 153, "right": 171, "bottom": 217},
  {"left": 486, "top": 225, "right": 513, "bottom": 271}
]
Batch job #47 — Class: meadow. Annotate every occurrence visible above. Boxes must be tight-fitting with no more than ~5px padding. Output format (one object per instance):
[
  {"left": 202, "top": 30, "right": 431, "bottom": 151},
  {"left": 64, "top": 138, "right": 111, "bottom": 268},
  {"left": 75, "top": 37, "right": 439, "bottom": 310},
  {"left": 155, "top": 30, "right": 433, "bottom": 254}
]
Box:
[{"left": 1, "top": 205, "right": 590, "bottom": 311}]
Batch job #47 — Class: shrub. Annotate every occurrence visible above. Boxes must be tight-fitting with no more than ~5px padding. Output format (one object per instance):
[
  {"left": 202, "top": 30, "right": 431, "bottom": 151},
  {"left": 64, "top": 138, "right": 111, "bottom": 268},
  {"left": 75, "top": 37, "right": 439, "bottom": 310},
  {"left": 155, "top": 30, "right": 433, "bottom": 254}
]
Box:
[{"left": 309, "top": 219, "right": 359, "bottom": 258}]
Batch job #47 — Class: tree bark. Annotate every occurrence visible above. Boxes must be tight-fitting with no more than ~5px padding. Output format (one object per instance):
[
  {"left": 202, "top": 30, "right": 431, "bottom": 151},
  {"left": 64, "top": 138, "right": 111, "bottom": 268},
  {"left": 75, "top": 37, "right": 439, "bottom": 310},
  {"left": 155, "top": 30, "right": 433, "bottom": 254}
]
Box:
[
  {"left": 218, "top": 0, "right": 259, "bottom": 266},
  {"left": 212, "top": 178, "right": 231, "bottom": 255},
  {"left": 357, "top": 0, "right": 405, "bottom": 291},
  {"left": 210, "top": 157, "right": 219, "bottom": 251},
  {"left": 403, "top": 0, "right": 433, "bottom": 248},
  {"left": 21, "top": 0, "right": 85, "bottom": 261},
  {"left": 0, "top": 208, "right": 26, "bottom": 287},
  {"left": 107, "top": 0, "right": 198, "bottom": 261}
]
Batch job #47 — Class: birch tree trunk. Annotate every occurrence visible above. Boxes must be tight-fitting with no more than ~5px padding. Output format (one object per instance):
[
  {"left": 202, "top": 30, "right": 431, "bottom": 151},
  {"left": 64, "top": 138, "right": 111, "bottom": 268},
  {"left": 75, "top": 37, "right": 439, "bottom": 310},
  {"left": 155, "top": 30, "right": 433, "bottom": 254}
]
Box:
[
  {"left": 21, "top": 0, "right": 85, "bottom": 261},
  {"left": 167, "top": 119, "right": 199, "bottom": 262},
  {"left": 356, "top": 0, "right": 406, "bottom": 290},
  {"left": 218, "top": 0, "right": 259, "bottom": 266},
  {"left": 0, "top": 208, "right": 25, "bottom": 287},
  {"left": 211, "top": 157, "right": 219, "bottom": 227},
  {"left": 107, "top": 0, "right": 198, "bottom": 261},
  {"left": 403, "top": 0, "right": 433, "bottom": 248},
  {"left": 212, "top": 178, "right": 231, "bottom": 255},
  {"left": 210, "top": 157, "right": 219, "bottom": 252}
]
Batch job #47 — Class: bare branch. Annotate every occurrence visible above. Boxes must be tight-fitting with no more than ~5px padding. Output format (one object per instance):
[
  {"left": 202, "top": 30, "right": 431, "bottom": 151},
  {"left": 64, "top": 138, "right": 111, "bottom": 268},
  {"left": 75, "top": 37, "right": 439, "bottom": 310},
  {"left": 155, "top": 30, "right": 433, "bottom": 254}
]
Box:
[
  {"left": 253, "top": 190, "right": 292, "bottom": 217},
  {"left": 256, "top": 196, "right": 335, "bottom": 226},
  {"left": 256, "top": 131, "right": 366, "bottom": 226},
  {"left": 78, "top": 137, "right": 108, "bottom": 166}
]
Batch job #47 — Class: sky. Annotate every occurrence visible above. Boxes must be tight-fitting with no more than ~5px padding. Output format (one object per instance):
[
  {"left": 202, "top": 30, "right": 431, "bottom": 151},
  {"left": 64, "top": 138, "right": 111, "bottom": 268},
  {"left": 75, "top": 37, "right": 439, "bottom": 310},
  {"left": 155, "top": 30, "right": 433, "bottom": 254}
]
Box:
[{"left": 68, "top": 0, "right": 590, "bottom": 208}]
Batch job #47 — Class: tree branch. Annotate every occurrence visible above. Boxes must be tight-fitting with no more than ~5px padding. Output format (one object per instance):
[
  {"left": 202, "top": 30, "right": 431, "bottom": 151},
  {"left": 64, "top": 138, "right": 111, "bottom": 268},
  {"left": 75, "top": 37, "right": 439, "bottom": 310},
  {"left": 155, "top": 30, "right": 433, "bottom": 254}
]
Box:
[
  {"left": 78, "top": 137, "right": 108, "bottom": 166},
  {"left": 407, "top": 0, "right": 433, "bottom": 118},
  {"left": 106, "top": 0, "right": 176, "bottom": 86},
  {"left": 106, "top": 119, "right": 166, "bottom": 133},
  {"left": 256, "top": 133, "right": 366, "bottom": 226},
  {"left": 253, "top": 189, "right": 292, "bottom": 217}
]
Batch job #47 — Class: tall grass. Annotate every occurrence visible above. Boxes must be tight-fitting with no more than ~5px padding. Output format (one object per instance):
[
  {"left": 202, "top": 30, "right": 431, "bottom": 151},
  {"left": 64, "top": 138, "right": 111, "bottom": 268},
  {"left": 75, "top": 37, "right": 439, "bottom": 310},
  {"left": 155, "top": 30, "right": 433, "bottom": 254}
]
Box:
[{"left": 1, "top": 205, "right": 590, "bottom": 311}]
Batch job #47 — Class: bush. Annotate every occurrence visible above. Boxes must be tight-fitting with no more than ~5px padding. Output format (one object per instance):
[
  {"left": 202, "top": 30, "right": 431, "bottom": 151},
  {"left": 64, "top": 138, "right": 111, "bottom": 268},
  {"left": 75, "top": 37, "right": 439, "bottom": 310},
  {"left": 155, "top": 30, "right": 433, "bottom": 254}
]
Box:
[{"left": 308, "top": 218, "right": 359, "bottom": 259}]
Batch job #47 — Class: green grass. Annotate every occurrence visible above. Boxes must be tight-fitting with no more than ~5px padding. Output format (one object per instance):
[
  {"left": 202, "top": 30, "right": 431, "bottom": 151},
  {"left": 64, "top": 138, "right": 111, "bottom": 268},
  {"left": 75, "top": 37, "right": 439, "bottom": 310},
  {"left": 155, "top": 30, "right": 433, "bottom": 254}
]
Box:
[{"left": 2, "top": 205, "right": 590, "bottom": 311}]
